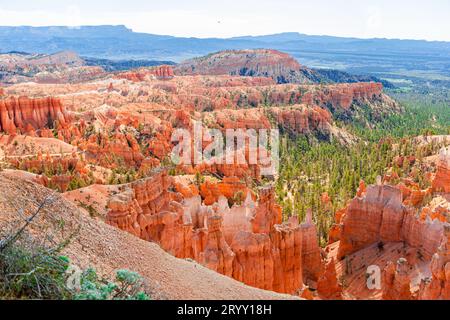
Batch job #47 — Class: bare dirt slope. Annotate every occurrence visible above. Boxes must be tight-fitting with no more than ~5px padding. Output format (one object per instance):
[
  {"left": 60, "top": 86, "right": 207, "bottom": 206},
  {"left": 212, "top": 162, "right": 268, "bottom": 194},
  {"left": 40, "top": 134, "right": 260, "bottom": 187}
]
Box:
[{"left": 0, "top": 173, "right": 297, "bottom": 300}]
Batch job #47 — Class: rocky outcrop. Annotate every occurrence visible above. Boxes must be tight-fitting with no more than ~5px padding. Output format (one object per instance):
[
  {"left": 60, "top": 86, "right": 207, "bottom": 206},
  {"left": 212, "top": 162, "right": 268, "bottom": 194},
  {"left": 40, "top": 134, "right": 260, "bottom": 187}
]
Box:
[
  {"left": 199, "top": 177, "right": 253, "bottom": 206},
  {"left": 154, "top": 65, "right": 175, "bottom": 80},
  {"left": 106, "top": 169, "right": 175, "bottom": 239},
  {"left": 105, "top": 171, "right": 322, "bottom": 295},
  {"left": 81, "top": 132, "right": 144, "bottom": 168},
  {"left": 116, "top": 65, "right": 175, "bottom": 82},
  {"left": 210, "top": 108, "right": 272, "bottom": 130},
  {"left": 230, "top": 231, "right": 275, "bottom": 291},
  {"left": 270, "top": 105, "right": 332, "bottom": 136},
  {"left": 382, "top": 258, "right": 412, "bottom": 300},
  {"left": 301, "top": 82, "right": 387, "bottom": 111},
  {"left": 0, "top": 96, "right": 70, "bottom": 135},
  {"left": 419, "top": 224, "right": 450, "bottom": 300},
  {"left": 433, "top": 148, "right": 450, "bottom": 193},
  {"left": 175, "top": 49, "right": 312, "bottom": 84},
  {"left": 269, "top": 221, "right": 303, "bottom": 293},
  {"left": 0, "top": 51, "right": 105, "bottom": 84},
  {"left": 337, "top": 184, "right": 445, "bottom": 260},
  {"left": 300, "top": 209, "right": 323, "bottom": 284},
  {"left": 317, "top": 258, "right": 342, "bottom": 299}
]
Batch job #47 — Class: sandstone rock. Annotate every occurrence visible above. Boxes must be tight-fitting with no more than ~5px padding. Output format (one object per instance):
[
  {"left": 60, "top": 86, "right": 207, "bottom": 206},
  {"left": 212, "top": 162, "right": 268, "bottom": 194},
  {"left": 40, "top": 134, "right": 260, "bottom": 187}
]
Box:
[
  {"left": 270, "top": 222, "right": 303, "bottom": 294},
  {"left": 81, "top": 132, "right": 144, "bottom": 168},
  {"left": 230, "top": 231, "right": 274, "bottom": 291},
  {"left": 338, "top": 184, "right": 445, "bottom": 260},
  {"left": 154, "top": 65, "right": 175, "bottom": 80},
  {"left": 0, "top": 96, "right": 69, "bottom": 135},
  {"left": 270, "top": 105, "right": 332, "bottom": 136},
  {"left": 301, "top": 82, "right": 385, "bottom": 111},
  {"left": 105, "top": 175, "right": 319, "bottom": 295},
  {"left": 116, "top": 66, "right": 175, "bottom": 82},
  {"left": 197, "top": 215, "right": 235, "bottom": 277},
  {"left": 338, "top": 185, "right": 405, "bottom": 259},
  {"left": 419, "top": 224, "right": 450, "bottom": 300},
  {"left": 252, "top": 186, "right": 282, "bottom": 234},
  {"left": 175, "top": 49, "right": 311, "bottom": 84},
  {"left": 356, "top": 180, "right": 367, "bottom": 197},
  {"left": 382, "top": 258, "right": 412, "bottom": 300},
  {"left": 317, "top": 258, "right": 342, "bottom": 299},
  {"left": 199, "top": 177, "right": 253, "bottom": 206},
  {"left": 301, "top": 209, "right": 323, "bottom": 283},
  {"left": 432, "top": 148, "right": 450, "bottom": 193}
]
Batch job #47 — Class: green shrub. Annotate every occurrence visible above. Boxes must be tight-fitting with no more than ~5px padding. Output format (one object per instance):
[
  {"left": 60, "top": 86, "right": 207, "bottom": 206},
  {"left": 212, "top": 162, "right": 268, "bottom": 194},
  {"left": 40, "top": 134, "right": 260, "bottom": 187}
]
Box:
[
  {"left": 0, "top": 244, "right": 150, "bottom": 300},
  {"left": 0, "top": 245, "right": 71, "bottom": 299},
  {"left": 75, "top": 268, "right": 150, "bottom": 300}
]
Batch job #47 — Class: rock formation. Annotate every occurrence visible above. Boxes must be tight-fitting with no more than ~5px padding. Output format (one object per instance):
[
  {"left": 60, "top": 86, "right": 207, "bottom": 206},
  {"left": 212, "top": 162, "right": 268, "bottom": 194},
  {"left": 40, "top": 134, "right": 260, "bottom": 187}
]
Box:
[
  {"left": 175, "top": 49, "right": 312, "bottom": 84},
  {"left": 0, "top": 49, "right": 410, "bottom": 300},
  {"left": 382, "top": 258, "right": 412, "bottom": 300},
  {"left": 433, "top": 148, "right": 450, "bottom": 193},
  {"left": 329, "top": 161, "right": 449, "bottom": 300},
  {"left": 317, "top": 258, "right": 342, "bottom": 299},
  {"left": 270, "top": 105, "right": 333, "bottom": 136},
  {"left": 199, "top": 177, "right": 253, "bottom": 206},
  {"left": 301, "top": 82, "right": 386, "bottom": 111},
  {"left": 337, "top": 184, "right": 445, "bottom": 260},
  {"left": 0, "top": 96, "right": 70, "bottom": 135},
  {"left": 105, "top": 169, "right": 322, "bottom": 295},
  {"left": 81, "top": 132, "right": 144, "bottom": 168},
  {"left": 419, "top": 224, "right": 450, "bottom": 300},
  {"left": 116, "top": 65, "right": 175, "bottom": 82},
  {"left": 301, "top": 209, "right": 323, "bottom": 284},
  {"left": 154, "top": 65, "right": 175, "bottom": 80}
]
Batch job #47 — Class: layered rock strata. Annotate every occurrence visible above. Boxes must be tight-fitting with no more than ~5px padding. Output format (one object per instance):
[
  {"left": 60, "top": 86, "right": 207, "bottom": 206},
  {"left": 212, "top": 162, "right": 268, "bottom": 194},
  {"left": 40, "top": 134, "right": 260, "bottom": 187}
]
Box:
[{"left": 105, "top": 170, "right": 322, "bottom": 295}]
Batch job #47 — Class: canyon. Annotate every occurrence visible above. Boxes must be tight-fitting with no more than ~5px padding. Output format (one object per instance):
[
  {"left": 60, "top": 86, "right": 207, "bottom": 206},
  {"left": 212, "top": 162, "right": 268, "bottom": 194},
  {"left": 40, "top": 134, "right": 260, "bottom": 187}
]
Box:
[{"left": 0, "top": 48, "right": 448, "bottom": 300}]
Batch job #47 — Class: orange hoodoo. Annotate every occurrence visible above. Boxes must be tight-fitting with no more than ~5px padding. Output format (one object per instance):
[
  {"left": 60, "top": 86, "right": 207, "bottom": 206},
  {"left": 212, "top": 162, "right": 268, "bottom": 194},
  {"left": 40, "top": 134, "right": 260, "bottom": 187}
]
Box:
[
  {"left": 0, "top": 96, "right": 69, "bottom": 135},
  {"left": 154, "top": 65, "right": 175, "bottom": 80}
]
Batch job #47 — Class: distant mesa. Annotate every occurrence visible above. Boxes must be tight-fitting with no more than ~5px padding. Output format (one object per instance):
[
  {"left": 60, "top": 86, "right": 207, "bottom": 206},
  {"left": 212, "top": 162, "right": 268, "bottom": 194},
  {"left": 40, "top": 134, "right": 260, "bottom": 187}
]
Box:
[
  {"left": 175, "top": 49, "right": 312, "bottom": 84},
  {"left": 0, "top": 51, "right": 176, "bottom": 84},
  {"left": 175, "top": 49, "right": 392, "bottom": 86}
]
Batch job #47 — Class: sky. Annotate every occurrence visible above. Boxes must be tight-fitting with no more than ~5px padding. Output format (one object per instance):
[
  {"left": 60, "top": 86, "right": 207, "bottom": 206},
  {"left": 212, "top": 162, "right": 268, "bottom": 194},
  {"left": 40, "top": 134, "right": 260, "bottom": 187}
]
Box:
[{"left": 0, "top": 0, "right": 449, "bottom": 41}]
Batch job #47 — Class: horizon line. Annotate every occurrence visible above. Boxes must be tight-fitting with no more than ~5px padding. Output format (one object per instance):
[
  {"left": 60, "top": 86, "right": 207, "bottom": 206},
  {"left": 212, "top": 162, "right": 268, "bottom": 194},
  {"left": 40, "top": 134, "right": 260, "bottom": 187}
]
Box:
[{"left": 0, "top": 24, "right": 448, "bottom": 43}]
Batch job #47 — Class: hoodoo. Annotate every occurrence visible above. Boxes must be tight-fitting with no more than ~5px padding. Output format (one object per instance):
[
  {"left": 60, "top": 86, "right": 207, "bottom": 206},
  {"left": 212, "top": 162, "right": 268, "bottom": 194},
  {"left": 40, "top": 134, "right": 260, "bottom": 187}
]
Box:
[{"left": 0, "top": 96, "right": 69, "bottom": 135}]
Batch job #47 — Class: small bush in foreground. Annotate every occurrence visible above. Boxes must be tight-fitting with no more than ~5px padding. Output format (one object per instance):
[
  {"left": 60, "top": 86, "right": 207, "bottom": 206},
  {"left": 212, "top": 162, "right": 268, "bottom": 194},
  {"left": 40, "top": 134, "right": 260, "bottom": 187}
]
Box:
[{"left": 0, "top": 244, "right": 149, "bottom": 300}]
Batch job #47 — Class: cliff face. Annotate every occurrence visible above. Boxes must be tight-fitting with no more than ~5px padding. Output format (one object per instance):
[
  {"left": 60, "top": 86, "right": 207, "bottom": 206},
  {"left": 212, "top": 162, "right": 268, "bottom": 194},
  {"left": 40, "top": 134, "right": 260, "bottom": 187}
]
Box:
[
  {"left": 0, "top": 96, "right": 69, "bottom": 135},
  {"left": 301, "top": 82, "right": 385, "bottom": 111},
  {"left": 317, "top": 258, "right": 342, "bottom": 299},
  {"left": 80, "top": 131, "right": 145, "bottom": 168},
  {"left": 328, "top": 147, "right": 450, "bottom": 300},
  {"left": 337, "top": 184, "right": 445, "bottom": 260},
  {"left": 419, "top": 225, "right": 450, "bottom": 300},
  {"left": 175, "top": 49, "right": 312, "bottom": 84},
  {"left": 105, "top": 169, "right": 322, "bottom": 295},
  {"left": 382, "top": 258, "right": 413, "bottom": 300},
  {"left": 301, "top": 210, "right": 324, "bottom": 284},
  {"left": 433, "top": 148, "right": 450, "bottom": 193},
  {"left": 116, "top": 65, "right": 175, "bottom": 82},
  {"left": 174, "top": 49, "right": 393, "bottom": 89},
  {"left": 270, "top": 105, "right": 333, "bottom": 136}
]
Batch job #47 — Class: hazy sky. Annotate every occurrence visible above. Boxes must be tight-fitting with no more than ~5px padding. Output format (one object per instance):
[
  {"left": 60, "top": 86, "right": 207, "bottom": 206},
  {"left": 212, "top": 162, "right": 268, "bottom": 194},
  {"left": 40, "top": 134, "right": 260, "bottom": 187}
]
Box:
[{"left": 0, "top": 0, "right": 449, "bottom": 41}]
